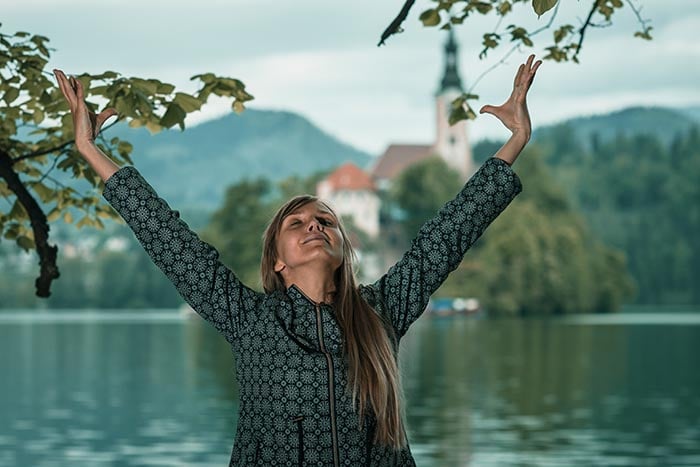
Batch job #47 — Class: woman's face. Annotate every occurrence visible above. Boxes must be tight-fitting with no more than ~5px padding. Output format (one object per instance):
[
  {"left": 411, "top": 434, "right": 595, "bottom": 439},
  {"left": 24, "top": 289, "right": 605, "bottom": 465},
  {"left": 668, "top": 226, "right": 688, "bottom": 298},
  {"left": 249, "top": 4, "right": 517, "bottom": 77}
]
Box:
[{"left": 274, "top": 201, "right": 344, "bottom": 275}]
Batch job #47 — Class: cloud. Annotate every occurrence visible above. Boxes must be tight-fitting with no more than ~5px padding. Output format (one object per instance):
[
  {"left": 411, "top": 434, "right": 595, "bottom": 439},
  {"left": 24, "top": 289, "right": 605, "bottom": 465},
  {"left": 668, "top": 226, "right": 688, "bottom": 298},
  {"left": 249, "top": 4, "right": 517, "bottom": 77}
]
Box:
[{"left": 3, "top": 0, "right": 698, "bottom": 154}]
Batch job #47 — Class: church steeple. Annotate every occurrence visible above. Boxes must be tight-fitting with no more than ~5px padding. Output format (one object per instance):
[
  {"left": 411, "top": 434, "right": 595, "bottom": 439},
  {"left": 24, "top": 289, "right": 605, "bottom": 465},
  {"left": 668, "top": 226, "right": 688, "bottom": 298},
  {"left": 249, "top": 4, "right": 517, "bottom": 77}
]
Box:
[
  {"left": 434, "top": 29, "right": 474, "bottom": 180},
  {"left": 439, "top": 29, "right": 463, "bottom": 93}
]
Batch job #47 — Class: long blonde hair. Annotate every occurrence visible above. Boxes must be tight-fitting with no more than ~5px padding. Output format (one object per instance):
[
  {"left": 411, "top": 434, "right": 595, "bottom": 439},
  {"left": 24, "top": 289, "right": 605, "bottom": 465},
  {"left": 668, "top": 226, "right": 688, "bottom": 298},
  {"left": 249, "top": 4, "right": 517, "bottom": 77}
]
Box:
[{"left": 261, "top": 195, "right": 407, "bottom": 448}]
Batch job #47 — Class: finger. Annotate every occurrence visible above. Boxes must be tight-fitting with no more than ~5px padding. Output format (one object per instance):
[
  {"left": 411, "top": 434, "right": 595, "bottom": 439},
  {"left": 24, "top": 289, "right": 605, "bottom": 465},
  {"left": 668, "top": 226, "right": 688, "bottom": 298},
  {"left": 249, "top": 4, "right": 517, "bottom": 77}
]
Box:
[
  {"left": 513, "top": 64, "right": 525, "bottom": 88},
  {"left": 95, "top": 108, "right": 118, "bottom": 134},
  {"left": 479, "top": 104, "right": 499, "bottom": 115},
  {"left": 525, "top": 54, "right": 535, "bottom": 70},
  {"left": 72, "top": 76, "right": 85, "bottom": 102},
  {"left": 53, "top": 70, "right": 76, "bottom": 108},
  {"left": 519, "top": 55, "right": 535, "bottom": 86},
  {"left": 525, "top": 60, "right": 543, "bottom": 90}
]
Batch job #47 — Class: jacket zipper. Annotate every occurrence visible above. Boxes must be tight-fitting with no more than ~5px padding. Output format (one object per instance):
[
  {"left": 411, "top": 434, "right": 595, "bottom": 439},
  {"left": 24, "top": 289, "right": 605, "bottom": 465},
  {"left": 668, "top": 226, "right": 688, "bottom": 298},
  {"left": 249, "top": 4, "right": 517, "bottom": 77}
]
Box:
[
  {"left": 292, "top": 415, "right": 305, "bottom": 467},
  {"left": 316, "top": 304, "right": 340, "bottom": 467}
]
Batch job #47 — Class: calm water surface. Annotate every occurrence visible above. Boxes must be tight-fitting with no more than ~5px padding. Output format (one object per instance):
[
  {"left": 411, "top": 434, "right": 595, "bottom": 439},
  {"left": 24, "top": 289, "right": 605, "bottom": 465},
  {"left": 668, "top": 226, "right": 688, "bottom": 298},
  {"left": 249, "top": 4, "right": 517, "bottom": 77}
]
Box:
[{"left": 1, "top": 308, "right": 699, "bottom": 466}]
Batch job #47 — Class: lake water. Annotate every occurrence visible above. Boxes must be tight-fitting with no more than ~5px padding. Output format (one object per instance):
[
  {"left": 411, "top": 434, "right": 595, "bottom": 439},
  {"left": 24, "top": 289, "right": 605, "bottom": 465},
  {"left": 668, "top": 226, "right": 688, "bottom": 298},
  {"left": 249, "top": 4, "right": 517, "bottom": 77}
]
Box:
[{"left": 1, "top": 307, "right": 699, "bottom": 466}]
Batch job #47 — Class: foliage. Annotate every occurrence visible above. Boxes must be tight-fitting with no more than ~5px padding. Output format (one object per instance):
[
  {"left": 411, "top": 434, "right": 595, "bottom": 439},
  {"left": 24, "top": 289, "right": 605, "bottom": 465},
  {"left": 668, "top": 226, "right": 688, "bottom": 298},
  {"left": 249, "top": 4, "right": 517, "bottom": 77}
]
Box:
[
  {"left": 436, "top": 148, "right": 635, "bottom": 315},
  {"left": 0, "top": 24, "right": 252, "bottom": 297},
  {"left": 410, "top": 0, "right": 653, "bottom": 123},
  {"left": 390, "top": 157, "right": 464, "bottom": 240},
  {"left": 200, "top": 179, "right": 276, "bottom": 289},
  {"left": 542, "top": 124, "right": 700, "bottom": 305}
]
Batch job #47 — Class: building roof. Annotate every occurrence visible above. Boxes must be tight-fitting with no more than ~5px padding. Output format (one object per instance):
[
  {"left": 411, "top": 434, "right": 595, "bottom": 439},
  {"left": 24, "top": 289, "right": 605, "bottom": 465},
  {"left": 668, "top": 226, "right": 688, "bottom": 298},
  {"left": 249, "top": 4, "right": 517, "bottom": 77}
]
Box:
[
  {"left": 323, "top": 162, "right": 376, "bottom": 192},
  {"left": 371, "top": 144, "right": 433, "bottom": 180}
]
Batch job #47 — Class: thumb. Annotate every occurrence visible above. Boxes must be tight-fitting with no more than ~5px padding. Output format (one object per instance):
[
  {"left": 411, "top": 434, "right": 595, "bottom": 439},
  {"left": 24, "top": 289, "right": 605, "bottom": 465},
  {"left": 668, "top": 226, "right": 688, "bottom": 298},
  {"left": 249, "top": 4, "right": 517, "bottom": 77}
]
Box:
[
  {"left": 479, "top": 104, "right": 498, "bottom": 116},
  {"left": 94, "top": 108, "right": 118, "bottom": 138}
]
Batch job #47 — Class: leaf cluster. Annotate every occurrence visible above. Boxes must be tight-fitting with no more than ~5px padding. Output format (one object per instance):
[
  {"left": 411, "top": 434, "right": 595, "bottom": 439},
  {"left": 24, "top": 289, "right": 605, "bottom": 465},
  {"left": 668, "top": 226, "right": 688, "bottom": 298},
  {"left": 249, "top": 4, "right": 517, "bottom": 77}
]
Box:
[
  {"left": 0, "top": 24, "right": 251, "bottom": 297},
  {"left": 416, "top": 1, "right": 653, "bottom": 125}
]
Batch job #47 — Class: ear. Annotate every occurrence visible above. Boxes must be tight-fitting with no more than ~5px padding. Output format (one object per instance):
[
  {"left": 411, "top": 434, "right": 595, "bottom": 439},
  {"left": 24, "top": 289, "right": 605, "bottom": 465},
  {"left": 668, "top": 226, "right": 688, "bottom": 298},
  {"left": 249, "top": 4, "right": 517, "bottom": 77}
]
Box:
[{"left": 274, "top": 259, "right": 286, "bottom": 273}]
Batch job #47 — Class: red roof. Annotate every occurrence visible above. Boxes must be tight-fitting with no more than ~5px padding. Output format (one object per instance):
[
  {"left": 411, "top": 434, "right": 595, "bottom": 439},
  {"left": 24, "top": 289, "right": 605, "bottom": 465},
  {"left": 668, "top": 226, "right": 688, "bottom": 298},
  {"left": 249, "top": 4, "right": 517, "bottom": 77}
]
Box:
[
  {"left": 371, "top": 144, "right": 433, "bottom": 180},
  {"left": 323, "top": 162, "right": 376, "bottom": 192}
]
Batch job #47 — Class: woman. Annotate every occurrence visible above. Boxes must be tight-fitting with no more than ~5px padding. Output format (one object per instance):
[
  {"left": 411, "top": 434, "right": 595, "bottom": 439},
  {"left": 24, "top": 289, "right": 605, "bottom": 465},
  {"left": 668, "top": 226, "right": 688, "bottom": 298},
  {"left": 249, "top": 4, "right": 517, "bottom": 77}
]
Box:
[{"left": 54, "top": 54, "right": 541, "bottom": 466}]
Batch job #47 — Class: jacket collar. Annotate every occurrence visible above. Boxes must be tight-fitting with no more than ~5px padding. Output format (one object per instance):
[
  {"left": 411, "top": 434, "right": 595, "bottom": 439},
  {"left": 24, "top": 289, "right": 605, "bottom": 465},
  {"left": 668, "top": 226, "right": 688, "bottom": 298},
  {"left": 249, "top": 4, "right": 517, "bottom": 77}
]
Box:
[{"left": 286, "top": 283, "right": 335, "bottom": 309}]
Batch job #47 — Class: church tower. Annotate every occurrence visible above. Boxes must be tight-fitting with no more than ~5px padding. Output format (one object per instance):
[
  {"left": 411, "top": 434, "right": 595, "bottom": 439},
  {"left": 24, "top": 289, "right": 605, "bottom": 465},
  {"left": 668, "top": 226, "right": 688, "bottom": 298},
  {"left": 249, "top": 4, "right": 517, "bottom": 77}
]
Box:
[{"left": 433, "top": 29, "right": 474, "bottom": 179}]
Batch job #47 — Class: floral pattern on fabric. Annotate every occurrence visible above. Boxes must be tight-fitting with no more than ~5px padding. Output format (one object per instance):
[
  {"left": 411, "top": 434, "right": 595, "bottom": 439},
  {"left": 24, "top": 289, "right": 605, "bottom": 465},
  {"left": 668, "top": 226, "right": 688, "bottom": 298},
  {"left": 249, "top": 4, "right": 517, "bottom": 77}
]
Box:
[{"left": 101, "top": 156, "right": 522, "bottom": 466}]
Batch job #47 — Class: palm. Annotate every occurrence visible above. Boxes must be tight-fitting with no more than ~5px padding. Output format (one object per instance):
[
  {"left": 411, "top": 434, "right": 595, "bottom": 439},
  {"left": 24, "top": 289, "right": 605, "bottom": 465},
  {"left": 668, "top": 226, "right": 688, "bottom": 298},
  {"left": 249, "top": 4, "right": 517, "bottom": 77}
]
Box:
[
  {"left": 480, "top": 54, "right": 542, "bottom": 136},
  {"left": 53, "top": 69, "right": 117, "bottom": 145}
]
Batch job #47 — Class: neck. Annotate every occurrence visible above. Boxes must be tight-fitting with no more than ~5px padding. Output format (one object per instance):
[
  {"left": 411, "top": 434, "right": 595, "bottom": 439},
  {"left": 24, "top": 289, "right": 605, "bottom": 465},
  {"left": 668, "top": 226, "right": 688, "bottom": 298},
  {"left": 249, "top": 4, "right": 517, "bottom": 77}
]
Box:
[{"left": 282, "top": 266, "right": 337, "bottom": 304}]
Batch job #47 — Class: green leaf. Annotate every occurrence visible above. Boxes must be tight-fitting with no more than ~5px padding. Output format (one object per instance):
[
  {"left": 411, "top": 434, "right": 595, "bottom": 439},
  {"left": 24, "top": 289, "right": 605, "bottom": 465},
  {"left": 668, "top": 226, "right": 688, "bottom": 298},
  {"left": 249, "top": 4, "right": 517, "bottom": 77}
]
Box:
[
  {"left": 156, "top": 82, "right": 175, "bottom": 94},
  {"left": 160, "top": 103, "right": 186, "bottom": 129},
  {"left": 232, "top": 100, "right": 245, "bottom": 114},
  {"left": 130, "top": 78, "right": 159, "bottom": 95},
  {"left": 419, "top": 9, "right": 441, "bottom": 27},
  {"left": 17, "top": 235, "right": 35, "bottom": 252},
  {"left": 47, "top": 208, "right": 61, "bottom": 222},
  {"left": 75, "top": 215, "right": 91, "bottom": 229},
  {"left": 3, "top": 87, "right": 19, "bottom": 104},
  {"left": 532, "top": 0, "right": 558, "bottom": 17},
  {"left": 33, "top": 109, "right": 44, "bottom": 125},
  {"left": 553, "top": 25, "right": 573, "bottom": 43},
  {"left": 117, "top": 141, "right": 133, "bottom": 156},
  {"left": 449, "top": 104, "right": 470, "bottom": 125},
  {"left": 473, "top": 2, "right": 493, "bottom": 14},
  {"left": 498, "top": 1, "right": 512, "bottom": 15},
  {"left": 173, "top": 92, "right": 202, "bottom": 112},
  {"left": 32, "top": 182, "right": 55, "bottom": 203},
  {"left": 9, "top": 200, "right": 28, "bottom": 221}
]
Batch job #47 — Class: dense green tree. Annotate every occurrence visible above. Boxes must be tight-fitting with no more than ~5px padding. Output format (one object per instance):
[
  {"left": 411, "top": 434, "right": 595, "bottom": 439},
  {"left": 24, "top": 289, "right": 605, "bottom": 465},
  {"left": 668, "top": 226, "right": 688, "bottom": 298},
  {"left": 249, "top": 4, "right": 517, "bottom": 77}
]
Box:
[
  {"left": 536, "top": 119, "right": 700, "bottom": 305},
  {"left": 390, "top": 156, "right": 464, "bottom": 241},
  {"left": 199, "top": 179, "right": 275, "bottom": 289},
  {"left": 390, "top": 148, "right": 635, "bottom": 315}
]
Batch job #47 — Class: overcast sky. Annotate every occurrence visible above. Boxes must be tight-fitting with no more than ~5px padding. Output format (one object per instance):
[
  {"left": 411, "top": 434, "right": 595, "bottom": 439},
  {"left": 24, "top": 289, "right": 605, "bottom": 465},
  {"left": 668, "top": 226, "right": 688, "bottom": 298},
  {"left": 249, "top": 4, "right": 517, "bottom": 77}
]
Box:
[{"left": 4, "top": 0, "right": 699, "bottom": 155}]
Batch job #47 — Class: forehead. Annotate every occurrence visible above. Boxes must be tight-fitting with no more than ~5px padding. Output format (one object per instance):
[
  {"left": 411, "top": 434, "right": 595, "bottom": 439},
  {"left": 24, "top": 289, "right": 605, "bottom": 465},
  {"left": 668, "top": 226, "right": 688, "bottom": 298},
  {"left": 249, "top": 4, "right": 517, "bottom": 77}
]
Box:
[{"left": 286, "top": 201, "right": 334, "bottom": 217}]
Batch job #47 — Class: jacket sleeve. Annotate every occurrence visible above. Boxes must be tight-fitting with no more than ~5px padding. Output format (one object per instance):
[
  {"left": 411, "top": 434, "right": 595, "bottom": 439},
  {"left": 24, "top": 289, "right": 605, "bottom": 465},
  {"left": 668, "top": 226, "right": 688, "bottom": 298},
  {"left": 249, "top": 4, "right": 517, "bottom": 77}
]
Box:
[
  {"left": 102, "top": 165, "right": 264, "bottom": 345},
  {"left": 366, "top": 157, "right": 523, "bottom": 339}
]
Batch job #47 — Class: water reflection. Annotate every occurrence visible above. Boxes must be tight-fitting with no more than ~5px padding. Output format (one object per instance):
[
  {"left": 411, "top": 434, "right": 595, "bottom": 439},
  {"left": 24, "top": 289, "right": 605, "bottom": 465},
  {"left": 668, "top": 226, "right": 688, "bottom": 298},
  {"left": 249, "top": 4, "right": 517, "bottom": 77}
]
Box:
[
  {"left": 401, "top": 316, "right": 700, "bottom": 466},
  {"left": 1, "top": 316, "right": 236, "bottom": 466},
  {"left": 1, "top": 311, "right": 699, "bottom": 466}
]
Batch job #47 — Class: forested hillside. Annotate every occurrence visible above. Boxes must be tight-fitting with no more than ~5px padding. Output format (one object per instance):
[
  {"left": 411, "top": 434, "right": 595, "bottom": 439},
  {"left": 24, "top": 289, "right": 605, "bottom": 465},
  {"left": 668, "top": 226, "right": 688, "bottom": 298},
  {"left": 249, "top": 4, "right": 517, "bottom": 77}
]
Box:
[{"left": 2, "top": 106, "right": 697, "bottom": 309}]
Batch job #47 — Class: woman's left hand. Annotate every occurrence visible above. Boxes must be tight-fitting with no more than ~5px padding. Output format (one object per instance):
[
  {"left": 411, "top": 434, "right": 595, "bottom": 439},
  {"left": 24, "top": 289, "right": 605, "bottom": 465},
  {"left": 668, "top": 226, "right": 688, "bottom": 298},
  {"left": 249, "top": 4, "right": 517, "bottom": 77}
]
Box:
[{"left": 479, "top": 54, "right": 542, "bottom": 140}]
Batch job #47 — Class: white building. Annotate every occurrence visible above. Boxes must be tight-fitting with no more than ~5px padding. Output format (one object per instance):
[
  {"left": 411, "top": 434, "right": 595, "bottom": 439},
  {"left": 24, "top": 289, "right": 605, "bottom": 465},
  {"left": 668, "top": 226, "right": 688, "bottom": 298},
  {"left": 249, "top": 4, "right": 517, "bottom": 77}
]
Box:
[{"left": 316, "top": 162, "right": 380, "bottom": 239}]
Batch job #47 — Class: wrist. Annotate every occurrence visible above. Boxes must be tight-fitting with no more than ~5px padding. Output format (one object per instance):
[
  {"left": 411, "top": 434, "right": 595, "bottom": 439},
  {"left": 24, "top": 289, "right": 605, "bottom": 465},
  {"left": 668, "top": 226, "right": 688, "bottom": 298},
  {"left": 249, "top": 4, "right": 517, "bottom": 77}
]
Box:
[
  {"left": 75, "top": 139, "right": 97, "bottom": 153},
  {"left": 510, "top": 128, "right": 530, "bottom": 144}
]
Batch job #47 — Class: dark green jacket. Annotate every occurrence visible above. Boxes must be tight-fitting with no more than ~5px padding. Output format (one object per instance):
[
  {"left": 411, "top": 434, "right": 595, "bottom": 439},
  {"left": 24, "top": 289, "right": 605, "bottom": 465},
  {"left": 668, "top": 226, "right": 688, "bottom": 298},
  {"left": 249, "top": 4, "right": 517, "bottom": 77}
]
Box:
[{"left": 102, "top": 156, "right": 522, "bottom": 466}]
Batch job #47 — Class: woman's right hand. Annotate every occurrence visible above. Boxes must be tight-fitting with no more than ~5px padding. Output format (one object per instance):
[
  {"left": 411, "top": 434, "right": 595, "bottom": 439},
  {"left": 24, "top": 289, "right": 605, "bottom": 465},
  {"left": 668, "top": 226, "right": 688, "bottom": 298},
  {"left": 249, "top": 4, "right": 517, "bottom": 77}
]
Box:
[{"left": 53, "top": 69, "right": 118, "bottom": 151}]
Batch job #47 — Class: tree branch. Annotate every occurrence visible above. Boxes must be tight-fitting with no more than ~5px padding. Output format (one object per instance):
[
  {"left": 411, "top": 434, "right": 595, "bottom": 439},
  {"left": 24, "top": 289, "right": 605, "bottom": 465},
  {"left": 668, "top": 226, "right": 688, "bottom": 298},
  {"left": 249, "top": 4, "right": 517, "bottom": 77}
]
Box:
[
  {"left": 13, "top": 139, "right": 74, "bottom": 163},
  {"left": 0, "top": 149, "right": 60, "bottom": 297},
  {"left": 573, "top": 0, "right": 601, "bottom": 62},
  {"left": 12, "top": 117, "right": 121, "bottom": 164},
  {"left": 378, "top": 0, "right": 415, "bottom": 46}
]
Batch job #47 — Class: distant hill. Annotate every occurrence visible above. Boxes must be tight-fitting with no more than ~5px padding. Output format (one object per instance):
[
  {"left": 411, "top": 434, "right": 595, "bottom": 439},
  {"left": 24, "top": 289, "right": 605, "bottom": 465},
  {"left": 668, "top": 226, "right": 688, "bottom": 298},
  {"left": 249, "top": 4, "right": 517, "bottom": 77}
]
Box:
[
  {"left": 532, "top": 106, "right": 698, "bottom": 151},
  {"left": 679, "top": 105, "right": 700, "bottom": 124},
  {"left": 96, "top": 108, "right": 373, "bottom": 210}
]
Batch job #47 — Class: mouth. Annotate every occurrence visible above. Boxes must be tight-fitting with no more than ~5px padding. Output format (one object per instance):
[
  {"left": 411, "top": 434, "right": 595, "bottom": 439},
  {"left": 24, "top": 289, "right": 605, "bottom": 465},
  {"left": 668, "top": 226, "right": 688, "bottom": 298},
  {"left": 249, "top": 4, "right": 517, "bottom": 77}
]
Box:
[{"left": 303, "top": 234, "right": 327, "bottom": 244}]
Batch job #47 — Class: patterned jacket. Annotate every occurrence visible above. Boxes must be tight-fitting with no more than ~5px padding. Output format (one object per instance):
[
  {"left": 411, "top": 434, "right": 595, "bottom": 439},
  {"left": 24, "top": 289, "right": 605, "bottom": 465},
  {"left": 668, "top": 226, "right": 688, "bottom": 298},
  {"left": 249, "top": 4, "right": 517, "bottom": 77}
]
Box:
[{"left": 101, "top": 156, "right": 523, "bottom": 466}]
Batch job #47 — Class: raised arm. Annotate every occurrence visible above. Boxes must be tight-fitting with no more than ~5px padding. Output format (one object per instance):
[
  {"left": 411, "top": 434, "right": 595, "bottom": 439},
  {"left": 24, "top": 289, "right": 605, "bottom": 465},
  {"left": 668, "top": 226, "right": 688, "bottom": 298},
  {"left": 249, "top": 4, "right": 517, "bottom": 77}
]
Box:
[
  {"left": 364, "top": 55, "right": 541, "bottom": 339},
  {"left": 53, "top": 69, "right": 264, "bottom": 345}
]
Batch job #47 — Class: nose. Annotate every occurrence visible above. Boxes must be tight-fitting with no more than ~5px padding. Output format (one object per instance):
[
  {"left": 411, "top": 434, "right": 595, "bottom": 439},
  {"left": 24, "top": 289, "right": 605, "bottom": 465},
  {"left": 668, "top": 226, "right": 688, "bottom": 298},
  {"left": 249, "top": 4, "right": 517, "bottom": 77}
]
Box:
[{"left": 307, "top": 220, "right": 323, "bottom": 232}]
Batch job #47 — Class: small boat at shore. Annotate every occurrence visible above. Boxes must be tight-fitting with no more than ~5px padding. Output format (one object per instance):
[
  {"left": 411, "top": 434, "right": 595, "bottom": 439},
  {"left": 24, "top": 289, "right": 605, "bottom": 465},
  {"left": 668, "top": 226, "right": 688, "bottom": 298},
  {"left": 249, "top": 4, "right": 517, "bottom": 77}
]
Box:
[{"left": 428, "top": 297, "right": 482, "bottom": 317}]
